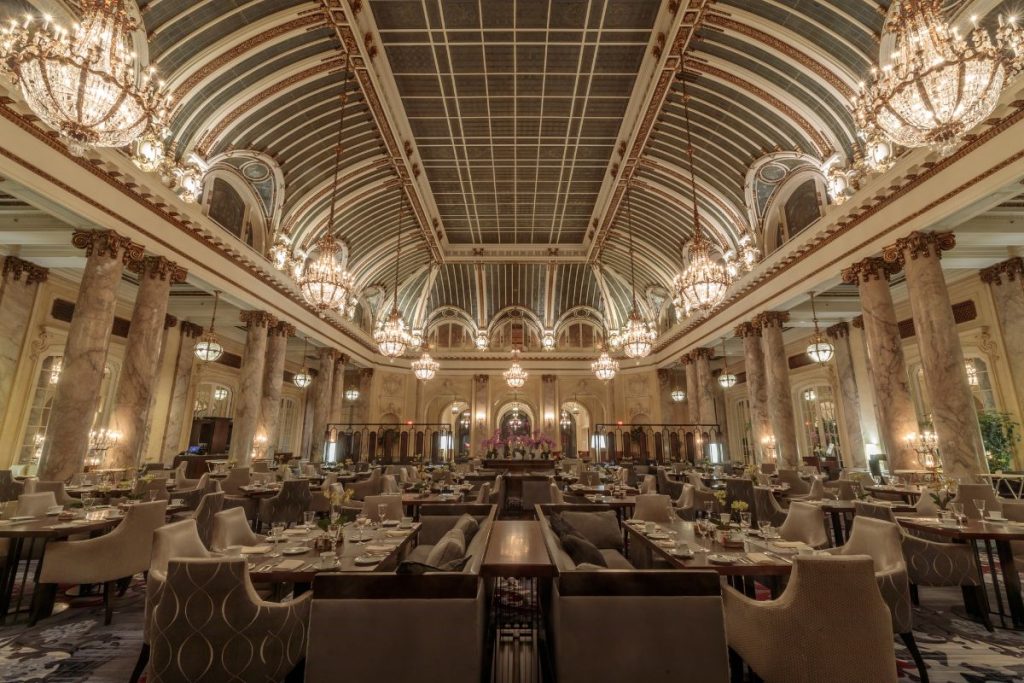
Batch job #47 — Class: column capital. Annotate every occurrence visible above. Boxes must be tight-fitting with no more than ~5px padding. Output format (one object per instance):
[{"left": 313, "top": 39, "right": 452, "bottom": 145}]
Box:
[
  {"left": 734, "top": 321, "right": 761, "bottom": 339},
  {"left": 979, "top": 256, "right": 1024, "bottom": 285},
  {"left": 336, "top": 353, "right": 350, "bottom": 366},
  {"left": 164, "top": 314, "right": 178, "bottom": 329},
  {"left": 882, "top": 231, "right": 956, "bottom": 267},
  {"left": 841, "top": 256, "right": 899, "bottom": 285},
  {"left": 269, "top": 321, "right": 296, "bottom": 337},
  {"left": 542, "top": 374, "right": 556, "bottom": 383},
  {"left": 475, "top": 373, "right": 489, "bottom": 384},
  {"left": 71, "top": 229, "right": 143, "bottom": 264},
  {"left": 657, "top": 368, "right": 670, "bottom": 385},
  {"left": 318, "top": 347, "right": 339, "bottom": 362},
  {"left": 180, "top": 321, "right": 204, "bottom": 338},
  {"left": 679, "top": 352, "right": 694, "bottom": 365},
  {"left": 2, "top": 255, "right": 48, "bottom": 285},
  {"left": 851, "top": 315, "right": 865, "bottom": 329},
  {"left": 825, "top": 321, "right": 850, "bottom": 339},
  {"left": 360, "top": 368, "right": 375, "bottom": 380},
  {"left": 128, "top": 255, "right": 187, "bottom": 283},
  {"left": 239, "top": 310, "right": 278, "bottom": 329},
  {"left": 754, "top": 311, "right": 789, "bottom": 329},
  {"left": 690, "top": 347, "right": 713, "bottom": 361}
]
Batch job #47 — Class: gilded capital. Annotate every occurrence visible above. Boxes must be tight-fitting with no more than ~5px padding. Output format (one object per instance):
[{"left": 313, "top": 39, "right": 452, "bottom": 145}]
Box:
[
  {"left": 164, "top": 314, "right": 178, "bottom": 329},
  {"left": 841, "top": 256, "right": 898, "bottom": 285},
  {"left": 690, "top": 347, "right": 713, "bottom": 361},
  {"left": 239, "top": 310, "right": 278, "bottom": 329},
  {"left": 979, "top": 257, "right": 1024, "bottom": 286},
  {"left": 754, "top": 311, "right": 789, "bottom": 329},
  {"left": 129, "top": 255, "right": 187, "bottom": 283},
  {"left": 475, "top": 374, "right": 489, "bottom": 385},
  {"left": 882, "top": 231, "right": 955, "bottom": 267},
  {"left": 851, "top": 315, "right": 864, "bottom": 329},
  {"left": 180, "top": 321, "right": 204, "bottom": 338},
  {"left": 71, "top": 229, "right": 143, "bottom": 264},
  {"left": 825, "top": 321, "right": 850, "bottom": 339},
  {"left": 734, "top": 321, "right": 761, "bottom": 339},
  {"left": 542, "top": 374, "right": 556, "bottom": 384},
  {"left": 2, "top": 256, "right": 48, "bottom": 285},
  {"left": 657, "top": 368, "right": 670, "bottom": 385},
  {"left": 679, "top": 352, "right": 694, "bottom": 365},
  {"left": 270, "top": 321, "right": 296, "bottom": 337},
  {"left": 360, "top": 368, "right": 375, "bottom": 380}
]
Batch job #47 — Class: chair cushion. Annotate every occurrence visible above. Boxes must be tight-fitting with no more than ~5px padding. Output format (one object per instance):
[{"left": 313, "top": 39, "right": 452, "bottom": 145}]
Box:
[
  {"left": 561, "top": 533, "right": 607, "bottom": 567},
  {"left": 547, "top": 512, "right": 575, "bottom": 538},
  {"left": 599, "top": 549, "right": 634, "bottom": 570},
  {"left": 561, "top": 510, "right": 623, "bottom": 550},
  {"left": 453, "top": 514, "right": 480, "bottom": 544},
  {"left": 396, "top": 556, "right": 471, "bottom": 575},
  {"left": 407, "top": 545, "right": 433, "bottom": 563},
  {"left": 574, "top": 562, "right": 607, "bottom": 571},
  {"left": 425, "top": 529, "right": 465, "bottom": 566}
]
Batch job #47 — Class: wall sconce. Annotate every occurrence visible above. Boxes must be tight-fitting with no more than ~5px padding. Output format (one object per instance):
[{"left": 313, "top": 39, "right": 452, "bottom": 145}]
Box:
[
  {"left": 905, "top": 431, "right": 939, "bottom": 472},
  {"left": 761, "top": 434, "right": 778, "bottom": 462}
]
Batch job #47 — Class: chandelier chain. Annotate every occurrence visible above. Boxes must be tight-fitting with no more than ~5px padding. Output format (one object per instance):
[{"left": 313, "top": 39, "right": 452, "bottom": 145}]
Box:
[{"left": 327, "top": 50, "right": 351, "bottom": 237}]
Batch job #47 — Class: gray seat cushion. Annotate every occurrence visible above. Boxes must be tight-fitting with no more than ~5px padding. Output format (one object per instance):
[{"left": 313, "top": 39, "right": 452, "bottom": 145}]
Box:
[
  {"left": 561, "top": 510, "right": 623, "bottom": 551},
  {"left": 425, "top": 529, "right": 465, "bottom": 566},
  {"left": 600, "top": 549, "right": 634, "bottom": 570},
  {"left": 561, "top": 533, "right": 607, "bottom": 567},
  {"left": 453, "top": 514, "right": 480, "bottom": 544},
  {"left": 407, "top": 545, "right": 433, "bottom": 563}
]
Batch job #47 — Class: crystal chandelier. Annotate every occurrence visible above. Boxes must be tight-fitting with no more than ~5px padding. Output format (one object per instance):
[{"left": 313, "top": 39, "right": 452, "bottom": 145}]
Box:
[
  {"left": 803, "top": 389, "right": 817, "bottom": 401},
  {"left": 374, "top": 198, "right": 411, "bottom": 359},
  {"left": 671, "top": 389, "right": 686, "bottom": 403},
  {"left": 616, "top": 184, "right": 656, "bottom": 359},
  {"left": 49, "top": 357, "right": 62, "bottom": 385},
  {"left": 296, "top": 53, "right": 357, "bottom": 315},
  {"left": 0, "top": 1, "right": 169, "bottom": 155},
  {"left": 293, "top": 337, "right": 312, "bottom": 389},
  {"left": 503, "top": 349, "right": 528, "bottom": 388},
  {"left": 591, "top": 350, "right": 619, "bottom": 381},
  {"left": 671, "top": 77, "right": 731, "bottom": 318},
  {"left": 541, "top": 329, "right": 555, "bottom": 351},
  {"left": 805, "top": 291, "right": 835, "bottom": 365},
  {"left": 411, "top": 351, "right": 439, "bottom": 381},
  {"left": 213, "top": 387, "right": 228, "bottom": 402},
  {"left": 474, "top": 330, "right": 489, "bottom": 350},
  {"left": 344, "top": 388, "right": 360, "bottom": 401},
  {"left": 718, "top": 338, "right": 737, "bottom": 389},
  {"left": 194, "top": 290, "right": 224, "bottom": 363},
  {"left": 559, "top": 411, "right": 571, "bottom": 428},
  {"left": 855, "top": 0, "right": 1022, "bottom": 154}
]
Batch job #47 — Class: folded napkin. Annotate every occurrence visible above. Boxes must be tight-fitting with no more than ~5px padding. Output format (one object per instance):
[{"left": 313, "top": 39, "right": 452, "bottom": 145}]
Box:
[
  {"left": 274, "top": 559, "right": 304, "bottom": 571},
  {"left": 746, "top": 552, "right": 776, "bottom": 565},
  {"left": 282, "top": 529, "right": 307, "bottom": 536},
  {"left": 240, "top": 545, "right": 272, "bottom": 554},
  {"left": 772, "top": 541, "right": 808, "bottom": 549},
  {"left": 915, "top": 492, "right": 940, "bottom": 516}
]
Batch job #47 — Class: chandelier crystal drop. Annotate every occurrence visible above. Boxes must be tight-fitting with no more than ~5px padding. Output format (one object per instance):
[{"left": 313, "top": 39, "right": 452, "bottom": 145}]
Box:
[
  {"left": 411, "top": 351, "right": 439, "bottom": 381},
  {"left": 591, "top": 351, "right": 619, "bottom": 381},
  {"left": 671, "top": 389, "right": 686, "bottom": 403},
  {"left": 0, "top": 0, "right": 170, "bottom": 155},
  {"left": 503, "top": 349, "right": 528, "bottom": 388},
  {"left": 855, "top": 0, "right": 1022, "bottom": 154},
  {"left": 194, "top": 290, "right": 224, "bottom": 363},
  {"left": 616, "top": 184, "right": 656, "bottom": 359},
  {"left": 805, "top": 291, "right": 835, "bottom": 365}
]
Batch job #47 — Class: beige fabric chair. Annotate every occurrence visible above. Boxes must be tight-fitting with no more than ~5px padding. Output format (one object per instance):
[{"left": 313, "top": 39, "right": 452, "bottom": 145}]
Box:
[
  {"left": 693, "top": 488, "right": 722, "bottom": 515},
  {"left": 549, "top": 482, "right": 565, "bottom": 504},
  {"left": 639, "top": 474, "right": 657, "bottom": 494},
  {"left": 475, "top": 482, "right": 492, "bottom": 504},
  {"left": 656, "top": 468, "right": 684, "bottom": 499},
  {"left": 381, "top": 474, "right": 401, "bottom": 494},
  {"left": 133, "top": 478, "right": 170, "bottom": 502},
  {"left": 951, "top": 483, "right": 1002, "bottom": 520},
  {"left": 346, "top": 469, "right": 382, "bottom": 501},
  {"left": 172, "top": 462, "right": 197, "bottom": 490},
  {"left": 36, "top": 501, "right": 168, "bottom": 624},
  {"left": 724, "top": 555, "right": 897, "bottom": 682},
  {"left": 687, "top": 472, "right": 708, "bottom": 491},
  {"left": 836, "top": 480, "right": 862, "bottom": 501},
  {"left": 0, "top": 470, "right": 23, "bottom": 502},
  {"left": 578, "top": 471, "right": 601, "bottom": 486},
  {"left": 753, "top": 486, "right": 788, "bottom": 527},
  {"left": 219, "top": 467, "right": 250, "bottom": 495},
  {"left": 633, "top": 494, "right": 674, "bottom": 523},
  {"left": 760, "top": 462, "right": 777, "bottom": 475},
  {"left": 789, "top": 476, "right": 829, "bottom": 502},
  {"left": 149, "top": 558, "right": 310, "bottom": 683},
  {"left": 362, "top": 494, "right": 403, "bottom": 522},
  {"left": 24, "top": 480, "right": 74, "bottom": 506},
  {"left": 17, "top": 492, "right": 58, "bottom": 516},
  {"left": 829, "top": 516, "right": 926, "bottom": 680},
  {"left": 257, "top": 479, "right": 312, "bottom": 528},
  {"left": 779, "top": 501, "right": 829, "bottom": 548},
  {"left": 185, "top": 491, "right": 225, "bottom": 548},
  {"left": 210, "top": 506, "right": 262, "bottom": 551},
  {"left": 251, "top": 460, "right": 270, "bottom": 473},
  {"left": 776, "top": 469, "right": 811, "bottom": 496}
]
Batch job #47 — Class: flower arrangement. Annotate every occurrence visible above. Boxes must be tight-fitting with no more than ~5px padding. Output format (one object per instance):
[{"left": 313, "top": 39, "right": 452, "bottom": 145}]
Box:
[
  {"left": 480, "top": 430, "right": 556, "bottom": 458},
  {"left": 713, "top": 490, "right": 727, "bottom": 507},
  {"left": 730, "top": 500, "right": 749, "bottom": 512}
]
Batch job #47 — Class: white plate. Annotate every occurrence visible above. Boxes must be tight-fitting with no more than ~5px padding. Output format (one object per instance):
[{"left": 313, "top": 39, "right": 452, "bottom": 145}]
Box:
[
  {"left": 381, "top": 519, "right": 400, "bottom": 527},
  {"left": 364, "top": 544, "right": 393, "bottom": 555},
  {"left": 646, "top": 532, "right": 670, "bottom": 541},
  {"left": 353, "top": 555, "right": 381, "bottom": 566},
  {"left": 9, "top": 515, "right": 35, "bottom": 522},
  {"left": 707, "top": 554, "right": 736, "bottom": 565},
  {"left": 281, "top": 546, "right": 311, "bottom": 556},
  {"left": 313, "top": 561, "right": 340, "bottom": 571},
  {"left": 671, "top": 549, "right": 694, "bottom": 558}
]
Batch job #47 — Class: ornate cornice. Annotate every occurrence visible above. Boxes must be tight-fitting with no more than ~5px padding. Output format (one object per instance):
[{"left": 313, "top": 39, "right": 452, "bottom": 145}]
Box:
[
  {"left": 180, "top": 321, "right": 204, "bottom": 338},
  {"left": 979, "top": 256, "right": 1024, "bottom": 285},
  {"left": 129, "top": 255, "right": 187, "bottom": 283},
  {"left": 851, "top": 315, "right": 864, "bottom": 330},
  {"left": 657, "top": 368, "right": 670, "bottom": 385},
  {"left": 240, "top": 310, "right": 279, "bottom": 329},
  {"left": 2, "top": 255, "right": 48, "bottom": 285},
  {"left": 318, "top": 347, "right": 340, "bottom": 361},
  {"left": 841, "top": 256, "right": 899, "bottom": 285},
  {"left": 336, "top": 353, "right": 351, "bottom": 366},
  {"left": 825, "top": 321, "right": 850, "bottom": 339},
  {"left": 754, "top": 311, "right": 789, "bottom": 329},
  {"left": 71, "top": 229, "right": 143, "bottom": 264},
  {"left": 734, "top": 321, "right": 761, "bottom": 339},
  {"left": 882, "top": 231, "right": 956, "bottom": 267}
]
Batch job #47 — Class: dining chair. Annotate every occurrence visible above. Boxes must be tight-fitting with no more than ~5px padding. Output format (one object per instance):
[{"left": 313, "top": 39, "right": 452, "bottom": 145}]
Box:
[
  {"left": 0, "top": 470, "right": 23, "bottom": 502},
  {"left": 148, "top": 558, "right": 310, "bottom": 683},
  {"left": 257, "top": 479, "right": 312, "bottom": 529},
  {"left": 639, "top": 474, "right": 657, "bottom": 494},
  {"left": 549, "top": 482, "right": 565, "bottom": 504},
  {"left": 23, "top": 480, "right": 74, "bottom": 506},
  {"left": 779, "top": 501, "right": 830, "bottom": 548},
  {"left": 724, "top": 555, "right": 897, "bottom": 682},
  {"left": 34, "top": 500, "right": 168, "bottom": 625},
  {"left": 656, "top": 467, "right": 684, "bottom": 499},
  {"left": 380, "top": 474, "right": 401, "bottom": 494},
  {"left": 16, "top": 491, "right": 58, "bottom": 516},
  {"left": 475, "top": 482, "right": 492, "bottom": 504},
  {"left": 250, "top": 460, "right": 270, "bottom": 473},
  {"left": 753, "top": 486, "right": 788, "bottom": 527},
  {"left": 170, "top": 491, "right": 225, "bottom": 549},
  {"left": 633, "top": 494, "right": 674, "bottom": 523},
  {"left": 579, "top": 471, "right": 601, "bottom": 486},
  {"left": 219, "top": 467, "right": 250, "bottom": 495},
  {"left": 828, "top": 516, "right": 927, "bottom": 682},
  {"left": 489, "top": 475, "right": 507, "bottom": 512},
  {"left": 686, "top": 472, "right": 708, "bottom": 491},
  {"left": 776, "top": 469, "right": 811, "bottom": 496},
  {"left": 362, "top": 494, "right": 403, "bottom": 523},
  {"left": 172, "top": 462, "right": 197, "bottom": 490},
  {"left": 346, "top": 469, "right": 382, "bottom": 501},
  {"left": 210, "top": 506, "right": 263, "bottom": 551},
  {"left": 836, "top": 480, "right": 862, "bottom": 501},
  {"left": 692, "top": 488, "right": 721, "bottom": 515},
  {"left": 132, "top": 478, "right": 170, "bottom": 502},
  {"left": 951, "top": 483, "right": 1002, "bottom": 520},
  {"left": 724, "top": 478, "right": 756, "bottom": 524}
]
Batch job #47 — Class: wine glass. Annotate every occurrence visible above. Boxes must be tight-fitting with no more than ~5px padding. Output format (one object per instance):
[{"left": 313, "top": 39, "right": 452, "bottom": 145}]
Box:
[
  {"left": 704, "top": 500, "right": 715, "bottom": 519},
  {"left": 949, "top": 502, "right": 965, "bottom": 527},
  {"left": 268, "top": 522, "right": 285, "bottom": 557},
  {"left": 303, "top": 511, "right": 316, "bottom": 530},
  {"left": 355, "top": 513, "right": 367, "bottom": 541},
  {"left": 973, "top": 499, "right": 986, "bottom": 521},
  {"left": 758, "top": 520, "right": 771, "bottom": 537},
  {"left": 378, "top": 503, "right": 389, "bottom": 526},
  {"left": 81, "top": 494, "right": 94, "bottom": 514},
  {"left": 739, "top": 512, "right": 751, "bottom": 532},
  {"left": 719, "top": 512, "right": 731, "bottom": 528}
]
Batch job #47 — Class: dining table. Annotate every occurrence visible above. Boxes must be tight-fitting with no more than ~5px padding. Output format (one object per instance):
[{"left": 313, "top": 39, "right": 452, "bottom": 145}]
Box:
[
  {"left": 803, "top": 498, "right": 916, "bottom": 545},
  {"left": 866, "top": 485, "right": 923, "bottom": 504},
  {"left": 897, "top": 516, "right": 1024, "bottom": 628},
  {"left": 401, "top": 491, "right": 467, "bottom": 518}
]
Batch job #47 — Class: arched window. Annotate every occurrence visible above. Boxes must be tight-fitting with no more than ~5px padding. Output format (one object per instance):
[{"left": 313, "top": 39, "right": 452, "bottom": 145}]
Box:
[
  {"left": 798, "top": 385, "right": 841, "bottom": 460},
  {"left": 427, "top": 321, "right": 475, "bottom": 350},
  {"left": 556, "top": 320, "right": 604, "bottom": 350},
  {"left": 744, "top": 153, "right": 828, "bottom": 257},
  {"left": 277, "top": 398, "right": 298, "bottom": 453},
  {"left": 201, "top": 167, "right": 269, "bottom": 254}
]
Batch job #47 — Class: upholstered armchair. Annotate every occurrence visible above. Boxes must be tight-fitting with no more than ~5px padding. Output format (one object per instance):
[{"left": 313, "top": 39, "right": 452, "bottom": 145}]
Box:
[
  {"left": 475, "top": 482, "right": 492, "bottom": 504},
  {"left": 210, "top": 506, "right": 262, "bottom": 551},
  {"left": 692, "top": 488, "right": 721, "bottom": 516},
  {"left": 172, "top": 462, "right": 197, "bottom": 490},
  {"left": 17, "top": 492, "right": 58, "bottom": 516},
  {"left": 951, "top": 483, "right": 1002, "bottom": 520},
  {"left": 218, "top": 467, "right": 250, "bottom": 495},
  {"left": 35, "top": 500, "right": 168, "bottom": 625},
  {"left": 779, "top": 501, "right": 829, "bottom": 548},
  {"left": 0, "top": 470, "right": 23, "bottom": 502},
  {"left": 787, "top": 477, "right": 831, "bottom": 502},
  {"left": 656, "top": 467, "right": 684, "bottom": 499},
  {"left": 173, "top": 473, "right": 220, "bottom": 510},
  {"left": 776, "top": 470, "right": 811, "bottom": 496},
  {"left": 489, "top": 475, "right": 507, "bottom": 511},
  {"left": 686, "top": 472, "right": 708, "bottom": 491},
  {"left": 362, "top": 494, "right": 403, "bottom": 522},
  {"left": 828, "top": 515, "right": 926, "bottom": 681},
  {"left": 381, "top": 474, "right": 401, "bottom": 494},
  {"left": 24, "top": 480, "right": 74, "bottom": 506},
  {"left": 133, "top": 478, "right": 170, "bottom": 502},
  {"left": 148, "top": 558, "right": 311, "bottom": 683},
  {"left": 549, "top": 482, "right": 565, "bottom": 504},
  {"left": 639, "top": 474, "right": 657, "bottom": 494},
  {"left": 345, "top": 469, "right": 382, "bottom": 501},
  {"left": 633, "top": 494, "right": 674, "bottom": 523},
  {"left": 171, "top": 491, "right": 224, "bottom": 548},
  {"left": 753, "top": 486, "right": 788, "bottom": 527},
  {"left": 257, "top": 479, "right": 311, "bottom": 529},
  {"left": 724, "top": 478, "right": 757, "bottom": 523},
  {"left": 724, "top": 555, "right": 897, "bottom": 683},
  {"left": 578, "top": 471, "right": 601, "bottom": 486}
]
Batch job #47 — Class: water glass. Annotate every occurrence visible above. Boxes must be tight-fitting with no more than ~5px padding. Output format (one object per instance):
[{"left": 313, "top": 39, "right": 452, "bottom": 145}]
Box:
[
  {"left": 949, "top": 502, "right": 965, "bottom": 527},
  {"left": 739, "top": 512, "right": 751, "bottom": 531},
  {"left": 758, "top": 520, "right": 772, "bottom": 537},
  {"left": 704, "top": 501, "right": 715, "bottom": 518},
  {"left": 973, "top": 499, "right": 987, "bottom": 520},
  {"left": 327, "top": 523, "right": 342, "bottom": 545},
  {"left": 81, "top": 494, "right": 94, "bottom": 512},
  {"left": 303, "top": 511, "right": 316, "bottom": 530},
  {"left": 269, "top": 522, "right": 286, "bottom": 557},
  {"left": 378, "top": 503, "right": 389, "bottom": 525},
  {"left": 719, "top": 513, "right": 731, "bottom": 528}
]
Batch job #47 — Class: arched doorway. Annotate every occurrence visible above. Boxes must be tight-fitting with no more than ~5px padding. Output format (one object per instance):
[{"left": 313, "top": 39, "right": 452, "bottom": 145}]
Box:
[
  {"left": 559, "top": 400, "right": 590, "bottom": 457},
  {"left": 495, "top": 400, "right": 536, "bottom": 440}
]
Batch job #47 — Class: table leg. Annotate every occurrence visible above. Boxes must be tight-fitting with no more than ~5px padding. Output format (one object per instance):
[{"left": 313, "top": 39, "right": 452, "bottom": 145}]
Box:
[
  {"left": 828, "top": 511, "right": 844, "bottom": 547},
  {"left": 995, "top": 540, "right": 1024, "bottom": 629},
  {"left": 0, "top": 537, "right": 23, "bottom": 623},
  {"left": 980, "top": 539, "right": 1008, "bottom": 629}
]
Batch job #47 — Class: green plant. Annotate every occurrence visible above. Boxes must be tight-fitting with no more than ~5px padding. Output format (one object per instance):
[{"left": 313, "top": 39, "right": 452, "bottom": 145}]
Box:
[{"left": 978, "top": 410, "right": 1021, "bottom": 472}]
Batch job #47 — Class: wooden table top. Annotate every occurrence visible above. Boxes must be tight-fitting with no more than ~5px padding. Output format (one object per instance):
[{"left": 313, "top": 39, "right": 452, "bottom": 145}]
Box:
[
  {"left": 579, "top": 494, "right": 637, "bottom": 507},
  {"left": 897, "top": 516, "right": 1024, "bottom": 541},
  {"left": 568, "top": 484, "right": 637, "bottom": 495},
  {"left": 867, "top": 485, "right": 923, "bottom": 498},
  {"left": 625, "top": 520, "right": 792, "bottom": 577},
  {"left": 804, "top": 499, "right": 916, "bottom": 514},
  {"left": 481, "top": 520, "right": 557, "bottom": 578},
  {"left": 401, "top": 492, "right": 466, "bottom": 505}
]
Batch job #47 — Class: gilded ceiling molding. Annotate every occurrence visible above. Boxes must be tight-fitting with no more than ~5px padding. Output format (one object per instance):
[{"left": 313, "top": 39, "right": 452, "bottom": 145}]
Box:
[
  {"left": 2, "top": 255, "right": 48, "bottom": 285},
  {"left": 71, "top": 229, "right": 144, "bottom": 264},
  {"left": 128, "top": 255, "right": 188, "bottom": 283},
  {"left": 881, "top": 231, "right": 956, "bottom": 267},
  {"left": 690, "top": 346, "right": 714, "bottom": 360},
  {"left": 979, "top": 256, "right": 1024, "bottom": 285},
  {"left": 270, "top": 321, "right": 297, "bottom": 337}
]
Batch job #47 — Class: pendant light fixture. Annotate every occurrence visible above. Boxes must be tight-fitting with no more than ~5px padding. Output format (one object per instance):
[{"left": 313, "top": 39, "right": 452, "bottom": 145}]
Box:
[
  {"left": 375, "top": 196, "right": 411, "bottom": 359},
  {"left": 718, "top": 337, "right": 737, "bottom": 388},
  {"left": 616, "top": 183, "right": 657, "bottom": 359},
  {"left": 672, "top": 77, "right": 732, "bottom": 317},
  {"left": 591, "top": 350, "right": 619, "bottom": 381},
  {"left": 805, "top": 291, "right": 835, "bottom": 365},
  {"left": 504, "top": 349, "right": 528, "bottom": 388},
  {"left": 292, "top": 336, "right": 313, "bottom": 389},
  {"left": 194, "top": 290, "right": 224, "bottom": 363},
  {"left": 411, "top": 349, "right": 440, "bottom": 381}
]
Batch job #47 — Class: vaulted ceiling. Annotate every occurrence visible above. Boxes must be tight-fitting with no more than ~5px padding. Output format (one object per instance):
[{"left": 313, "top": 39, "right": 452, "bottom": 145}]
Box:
[{"left": 28, "top": 0, "right": 1005, "bottom": 336}]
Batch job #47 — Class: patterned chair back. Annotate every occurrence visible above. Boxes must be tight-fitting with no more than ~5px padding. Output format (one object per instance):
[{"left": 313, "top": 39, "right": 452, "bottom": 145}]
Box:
[
  {"left": 194, "top": 492, "right": 225, "bottom": 548},
  {"left": 210, "top": 506, "right": 261, "bottom": 551},
  {"left": 260, "top": 479, "right": 312, "bottom": 526},
  {"left": 149, "top": 558, "right": 310, "bottom": 683}
]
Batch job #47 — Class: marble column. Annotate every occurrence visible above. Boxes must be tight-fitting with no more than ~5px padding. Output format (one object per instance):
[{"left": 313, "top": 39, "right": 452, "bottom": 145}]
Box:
[
  {"left": 826, "top": 322, "right": 867, "bottom": 468},
  {"left": 541, "top": 374, "right": 558, "bottom": 441},
  {"left": 330, "top": 354, "right": 348, "bottom": 425},
  {"left": 884, "top": 232, "right": 987, "bottom": 478},
  {"left": 40, "top": 230, "right": 143, "bottom": 481},
  {"left": 161, "top": 321, "right": 203, "bottom": 463},
  {"left": 682, "top": 354, "right": 700, "bottom": 423},
  {"left": 257, "top": 321, "right": 294, "bottom": 460},
  {"left": 230, "top": 311, "right": 277, "bottom": 464},
  {"left": 356, "top": 368, "right": 374, "bottom": 425},
  {"left": 842, "top": 257, "right": 919, "bottom": 471},
  {"left": 471, "top": 374, "right": 489, "bottom": 457},
  {"left": 692, "top": 348, "right": 717, "bottom": 425},
  {"left": 980, "top": 257, "right": 1024, "bottom": 419},
  {"left": 107, "top": 256, "right": 186, "bottom": 470},
  {"left": 0, "top": 257, "right": 48, "bottom": 418},
  {"left": 300, "top": 385, "right": 315, "bottom": 459},
  {"left": 756, "top": 311, "right": 799, "bottom": 468},
  {"left": 311, "top": 347, "right": 338, "bottom": 463},
  {"left": 736, "top": 322, "right": 771, "bottom": 463}
]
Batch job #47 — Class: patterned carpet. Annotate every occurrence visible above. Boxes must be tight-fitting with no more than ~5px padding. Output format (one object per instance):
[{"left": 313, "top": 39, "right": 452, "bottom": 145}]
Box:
[{"left": 0, "top": 580, "right": 1021, "bottom": 681}]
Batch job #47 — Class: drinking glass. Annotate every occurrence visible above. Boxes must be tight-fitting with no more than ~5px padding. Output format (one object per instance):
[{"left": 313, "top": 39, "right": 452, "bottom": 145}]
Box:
[
  {"left": 327, "top": 523, "right": 342, "bottom": 546},
  {"left": 378, "top": 503, "right": 389, "bottom": 525},
  {"left": 268, "top": 522, "right": 286, "bottom": 557},
  {"left": 719, "top": 513, "right": 731, "bottom": 528},
  {"left": 148, "top": 490, "right": 158, "bottom": 503},
  {"left": 949, "top": 502, "right": 965, "bottom": 527},
  {"left": 303, "top": 511, "right": 316, "bottom": 530},
  {"left": 704, "top": 501, "right": 715, "bottom": 519},
  {"left": 758, "top": 520, "right": 772, "bottom": 537},
  {"left": 739, "top": 512, "right": 751, "bottom": 531},
  {"left": 81, "top": 494, "right": 94, "bottom": 512},
  {"left": 355, "top": 513, "right": 367, "bottom": 541},
  {"left": 973, "top": 499, "right": 987, "bottom": 520}
]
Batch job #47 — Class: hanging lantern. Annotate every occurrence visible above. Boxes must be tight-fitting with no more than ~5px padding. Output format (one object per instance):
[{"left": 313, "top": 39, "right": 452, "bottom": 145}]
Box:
[
  {"left": 375, "top": 198, "right": 411, "bottom": 359},
  {"left": 671, "top": 389, "right": 686, "bottom": 402},
  {"left": 194, "top": 291, "right": 224, "bottom": 363},
  {"left": 411, "top": 351, "right": 439, "bottom": 381},
  {"left": 805, "top": 291, "right": 834, "bottom": 365},
  {"left": 559, "top": 411, "right": 572, "bottom": 428},
  {"left": 717, "top": 337, "right": 737, "bottom": 388},
  {"left": 293, "top": 336, "right": 312, "bottom": 388}
]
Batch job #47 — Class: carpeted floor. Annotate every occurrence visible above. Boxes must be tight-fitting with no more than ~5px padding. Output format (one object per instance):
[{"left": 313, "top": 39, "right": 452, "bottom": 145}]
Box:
[{"left": 0, "top": 580, "right": 1022, "bottom": 681}]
